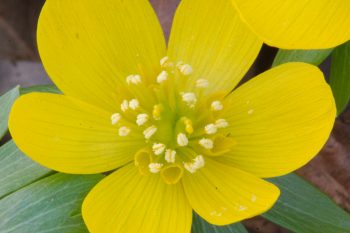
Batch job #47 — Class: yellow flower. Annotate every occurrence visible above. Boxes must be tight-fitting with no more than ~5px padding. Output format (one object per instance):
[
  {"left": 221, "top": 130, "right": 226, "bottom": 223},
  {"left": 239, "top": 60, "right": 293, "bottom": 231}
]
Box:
[
  {"left": 8, "top": 0, "right": 335, "bottom": 232},
  {"left": 230, "top": 0, "right": 350, "bottom": 49}
]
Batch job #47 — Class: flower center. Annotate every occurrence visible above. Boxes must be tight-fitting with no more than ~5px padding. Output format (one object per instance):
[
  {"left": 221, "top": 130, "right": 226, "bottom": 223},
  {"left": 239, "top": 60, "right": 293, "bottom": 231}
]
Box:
[{"left": 110, "top": 57, "right": 235, "bottom": 184}]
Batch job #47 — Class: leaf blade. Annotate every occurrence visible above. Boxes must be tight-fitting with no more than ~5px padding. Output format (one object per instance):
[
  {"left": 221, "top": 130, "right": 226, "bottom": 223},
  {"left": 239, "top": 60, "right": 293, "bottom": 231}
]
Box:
[
  {"left": 272, "top": 49, "right": 333, "bottom": 67},
  {"left": 0, "top": 173, "right": 103, "bottom": 233},
  {"left": 0, "top": 86, "right": 19, "bottom": 139},
  {"left": 330, "top": 41, "right": 350, "bottom": 115},
  {"left": 264, "top": 173, "right": 350, "bottom": 233},
  {"left": 192, "top": 213, "right": 248, "bottom": 233}
]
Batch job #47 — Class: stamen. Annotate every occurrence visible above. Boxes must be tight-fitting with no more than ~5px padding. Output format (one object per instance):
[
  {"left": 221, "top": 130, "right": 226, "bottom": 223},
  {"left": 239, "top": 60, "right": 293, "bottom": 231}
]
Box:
[
  {"left": 205, "top": 124, "right": 217, "bottom": 135},
  {"left": 157, "top": 70, "right": 168, "bottom": 83},
  {"left": 177, "top": 133, "right": 189, "bottom": 146},
  {"left": 193, "top": 155, "right": 205, "bottom": 168},
  {"left": 160, "top": 56, "right": 173, "bottom": 68},
  {"left": 215, "top": 119, "right": 229, "bottom": 128},
  {"left": 178, "top": 63, "right": 193, "bottom": 76},
  {"left": 129, "top": 98, "right": 140, "bottom": 110},
  {"left": 199, "top": 138, "right": 214, "bottom": 149},
  {"left": 181, "top": 92, "right": 197, "bottom": 108},
  {"left": 196, "top": 79, "right": 209, "bottom": 88},
  {"left": 211, "top": 101, "right": 223, "bottom": 111},
  {"left": 136, "top": 113, "right": 149, "bottom": 126},
  {"left": 184, "top": 155, "right": 205, "bottom": 173},
  {"left": 126, "top": 74, "right": 142, "bottom": 85},
  {"left": 149, "top": 163, "right": 163, "bottom": 173},
  {"left": 143, "top": 125, "right": 157, "bottom": 139},
  {"left": 120, "top": 100, "right": 129, "bottom": 112},
  {"left": 152, "top": 143, "right": 166, "bottom": 155},
  {"left": 165, "top": 149, "right": 176, "bottom": 163},
  {"left": 182, "top": 117, "right": 194, "bottom": 134},
  {"left": 111, "top": 113, "right": 121, "bottom": 125},
  {"left": 118, "top": 126, "right": 130, "bottom": 136},
  {"left": 152, "top": 104, "right": 163, "bottom": 120}
]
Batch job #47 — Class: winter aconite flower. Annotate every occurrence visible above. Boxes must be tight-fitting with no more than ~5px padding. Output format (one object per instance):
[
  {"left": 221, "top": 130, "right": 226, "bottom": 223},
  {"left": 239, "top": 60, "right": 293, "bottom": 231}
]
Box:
[
  {"left": 230, "top": 0, "right": 350, "bottom": 49},
  {"left": 9, "top": 0, "right": 335, "bottom": 232}
]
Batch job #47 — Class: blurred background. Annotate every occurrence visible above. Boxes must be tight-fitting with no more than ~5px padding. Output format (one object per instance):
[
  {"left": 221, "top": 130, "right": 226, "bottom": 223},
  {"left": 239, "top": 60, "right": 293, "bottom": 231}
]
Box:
[{"left": 0, "top": 0, "right": 349, "bottom": 232}]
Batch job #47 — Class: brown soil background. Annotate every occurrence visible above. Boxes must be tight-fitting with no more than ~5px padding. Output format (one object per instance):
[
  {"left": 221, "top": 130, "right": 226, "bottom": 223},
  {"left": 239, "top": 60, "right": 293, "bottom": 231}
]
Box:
[{"left": 1, "top": 1, "right": 349, "bottom": 232}]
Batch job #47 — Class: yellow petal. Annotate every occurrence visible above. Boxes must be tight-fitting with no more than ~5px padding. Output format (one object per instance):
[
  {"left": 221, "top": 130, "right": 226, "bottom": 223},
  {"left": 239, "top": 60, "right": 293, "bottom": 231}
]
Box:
[
  {"left": 219, "top": 62, "right": 336, "bottom": 177},
  {"left": 37, "top": 0, "right": 166, "bottom": 112},
  {"left": 167, "top": 0, "right": 262, "bottom": 95},
  {"left": 9, "top": 93, "right": 144, "bottom": 174},
  {"left": 231, "top": 0, "right": 350, "bottom": 49},
  {"left": 83, "top": 164, "right": 192, "bottom": 233},
  {"left": 182, "top": 159, "right": 279, "bottom": 225}
]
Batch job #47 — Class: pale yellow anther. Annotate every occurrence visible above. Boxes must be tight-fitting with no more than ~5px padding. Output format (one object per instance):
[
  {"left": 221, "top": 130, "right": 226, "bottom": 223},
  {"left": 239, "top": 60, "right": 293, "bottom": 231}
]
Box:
[
  {"left": 182, "top": 117, "right": 194, "bottom": 134},
  {"left": 118, "top": 126, "right": 130, "bottom": 136},
  {"left": 129, "top": 98, "right": 139, "bottom": 110},
  {"left": 215, "top": 119, "right": 229, "bottom": 128},
  {"left": 181, "top": 92, "right": 197, "bottom": 108},
  {"left": 199, "top": 138, "right": 214, "bottom": 149},
  {"left": 160, "top": 56, "right": 173, "bottom": 68},
  {"left": 111, "top": 113, "right": 121, "bottom": 125},
  {"left": 165, "top": 149, "right": 176, "bottom": 163},
  {"left": 143, "top": 125, "right": 157, "bottom": 139},
  {"left": 149, "top": 163, "right": 163, "bottom": 173},
  {"left": 120, "top": 100, "right": 129, "bottom": 112},
  {"left": 184, "top": 155, "right": 205, "bottom": 174},
  {"left": 136, "top": 113, "right": 149, "bottom": 126},
  {"left": 196, "top": 79, "right": 209, "bottom": 88},
  {"left": 179, "top": 64, "right": 193, "bottom": 76},
  {"left": 177, "top": 133, "right": 189, "bottom": 147},
  {"left": 157, "top": 70, "right": 168, "bottom": 83},
  {"left": 152, "top": 143, "right": 166, "bottom": 155},
  {"left": 152, "top": 104, "right": 163, "bottom": 120},
  {"left": 211, "top": 101, "right": 223, "bottom": 111},
  {"left": 205, "top": 124, "right": 217, "bottom": 135},
  {"left": 126, "top": 74, "right": 142, "bottom": 85}
]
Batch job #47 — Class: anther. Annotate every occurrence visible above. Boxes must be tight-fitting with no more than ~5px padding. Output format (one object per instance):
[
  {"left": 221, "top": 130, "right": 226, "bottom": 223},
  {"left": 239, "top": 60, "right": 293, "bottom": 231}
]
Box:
[
  {"left": 199, "top": 138, "right": 214, "bottom": 149},
  {"left": 129, "top": 98, "right": 139, "bottom": 110},
  {"left": 118, "top": 126, "right": 130, "bottom": 136},
  {"left": 143, "top": 125, "right": 157, "bottom": 139},
  {"left": 184, "top": 155, "right": 205, "bottom": 173},
  {"left": 157, "top": 70, "right": 168, "bottom": 83},
  {"left": 211, "top": 101, "right": 223, "bottom": 111},
  {"left": 196, "top": 79, "right": 209, "bottom": 88},
  {"left": 160, "top": 56, "right": 173, "bottom": 68},
  {"left": 111, "top": 113, "right": 121, "bottom": 125},
  {"left": 215, "top": 119, "right": 229, "bottom": 128},
  {"left": 165, "top": 149, "right": 176, "bottom": 163},
  {"left": 178, "top": 63, "right": 193, "bottom": 76},
  {"left": 152, "top": 143, "right": 166, "bottom": 155},
  {"left": 182, "top": 117, "right": 194, "bottom": 134},
  {"left": 120, "top": 100, "right": 129, "bottom": 112},
  {"left": 177, "top": 133, "right": 189, "bottom": 146},
  {"left": 136, "top": 113, "right": 149, "bottom": 126},
  {"left": 149, "top": 163, "right": 163, "bottom": 173},
  {"left": 181, "top": 92, "right": 197, "bottom": 108},
  {"left": 205, "top": 124, "right": 217, "bottom": 135},
  {"left": 126, "top": 74, "right": 142, "bottom": 85},
  {"left": 152, "top": 104, "right": 163, "bottom": 120}
]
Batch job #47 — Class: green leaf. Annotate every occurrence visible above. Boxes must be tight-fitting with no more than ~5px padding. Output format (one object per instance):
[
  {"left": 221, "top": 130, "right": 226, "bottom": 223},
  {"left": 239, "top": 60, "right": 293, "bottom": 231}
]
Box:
[
  {"left": 330, "top": 41, "right": 350, "bottom": 115},
  {"left": 192, "top": 213, "right": 248, "bottom": 233},
  {"left": 0, "top": 173, "right": 103, "bottom": 233},
  {"left": 20, "top": 84, "right": 61, "bottom": 95},
  {"left": 0, "top": 140, "right": 51, "bottom": 199},
  {"left": 272, "top": 49, "right": 333, "bottom": 67},
  {"left": 0, "top": 86, "right": 19, "bottom": 139},
  {"left": 264, "top": 173, "right": 350, "bottom": 233}
]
